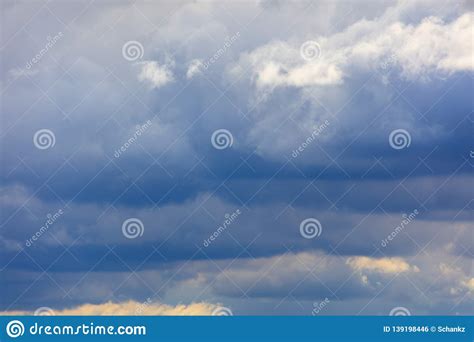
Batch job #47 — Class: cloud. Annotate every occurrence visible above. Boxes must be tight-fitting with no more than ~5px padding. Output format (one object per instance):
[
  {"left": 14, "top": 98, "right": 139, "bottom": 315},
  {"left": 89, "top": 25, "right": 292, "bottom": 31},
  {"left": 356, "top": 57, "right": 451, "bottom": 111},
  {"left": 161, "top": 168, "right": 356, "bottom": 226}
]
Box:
[
  {"left": 234, "top": 12, "right": 473, "bottom": 90},
  {"left": 137, "top": 60, "right": 174, "bottom": 89},
  {"left": 211, "top": 252, "right": 372, "bottom": 300},
  {"left": 347, "top": 13, "right": 474, "bottom": 79},
  {"left": 439, "top": 263, "right": 474, "bottom": 294},
  {"left": 0, "top": 301, "right": 217, "bottom": 316},
  {"left": 0, "top": 0, "right": 472, "bottom": 316},
  {"left": 462, "top": 278, "right": 474, "bottom": 292},
  {"left": 186, "top": 59, "right": 203, "bottom": 79},
  {"left": 346, "top": 256, "right": 420, "bottom": 274}
]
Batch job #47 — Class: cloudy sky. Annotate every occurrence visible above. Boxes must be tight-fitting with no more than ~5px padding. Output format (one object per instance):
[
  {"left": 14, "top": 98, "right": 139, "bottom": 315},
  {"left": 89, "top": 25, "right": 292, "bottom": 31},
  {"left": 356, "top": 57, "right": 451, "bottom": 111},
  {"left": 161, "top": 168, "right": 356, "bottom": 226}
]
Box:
[{"left": 0, "top": 0, "right": 473, "bottom": 316}]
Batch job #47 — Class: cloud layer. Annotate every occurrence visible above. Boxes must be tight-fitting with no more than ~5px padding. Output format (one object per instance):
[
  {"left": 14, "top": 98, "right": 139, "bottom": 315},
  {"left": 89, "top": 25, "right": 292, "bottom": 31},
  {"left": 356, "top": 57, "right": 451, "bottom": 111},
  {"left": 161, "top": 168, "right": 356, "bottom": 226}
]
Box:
[{"left": 0, "top": 0, "right": 472, "bottom": 315}]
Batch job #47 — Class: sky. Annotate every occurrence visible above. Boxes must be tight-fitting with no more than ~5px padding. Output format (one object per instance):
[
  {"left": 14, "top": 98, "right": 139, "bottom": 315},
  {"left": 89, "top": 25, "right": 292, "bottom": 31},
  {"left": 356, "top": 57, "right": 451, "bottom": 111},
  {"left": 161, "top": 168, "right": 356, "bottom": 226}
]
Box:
[{"left": 0, "top": 0, "right": 473, "bottom": 316}]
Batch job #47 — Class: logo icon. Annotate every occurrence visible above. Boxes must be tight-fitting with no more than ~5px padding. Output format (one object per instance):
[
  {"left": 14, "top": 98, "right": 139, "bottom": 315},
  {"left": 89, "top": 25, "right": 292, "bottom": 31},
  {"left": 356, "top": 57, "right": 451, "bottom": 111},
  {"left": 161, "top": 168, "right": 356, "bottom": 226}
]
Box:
[
  {"left": 6, "top": 320, "right": 24, "bottom": 338},
  {"left": 33, "top": 129, "right": 56, "bottom": 150},
  {"left": 34, "top": 306, "right": 55, "bottom": 316},
  {"left": 389, "top": 306, "right": 411, "bottom": 316},
  {"left": 122, "top": 41, "right": 144, "bottom": 61},
  {"left": 211, "top": 306, "right": 233, "bottom": 316},
  {"left": 211, "top": 129, "right": 233, "bottom": 150},
  {"left": 122, "top": 218, "right": 144, "bottom": 239},
  {"left": 300, "top": 41, "right": 321, "bottom": 61},
  {"left": 389, "top": 129, "right": 411, "bottom": 150},
  {"left": 299, "top": 218, "right": 323, "bottom": 239}
]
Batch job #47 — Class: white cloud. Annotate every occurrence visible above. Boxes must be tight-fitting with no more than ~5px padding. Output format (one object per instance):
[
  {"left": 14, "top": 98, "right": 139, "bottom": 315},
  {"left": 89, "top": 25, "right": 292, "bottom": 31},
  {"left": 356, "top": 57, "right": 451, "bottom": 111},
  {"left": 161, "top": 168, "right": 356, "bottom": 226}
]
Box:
[
  {"left": 347, "top": 13, "right": 474, "bottom": 79},
  {"left": 346, "top": 256, "right": 420, "bottom": 274},
  {"left": 138, "top": 60, "right": 174, "bottom": 89},
  {"left": 186, "top": 59, "right": 203, "bottom": 79},
  {"left": 233, "top": 12, "right": 473, "bottom": 90}
]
